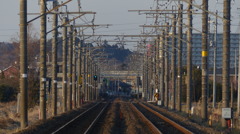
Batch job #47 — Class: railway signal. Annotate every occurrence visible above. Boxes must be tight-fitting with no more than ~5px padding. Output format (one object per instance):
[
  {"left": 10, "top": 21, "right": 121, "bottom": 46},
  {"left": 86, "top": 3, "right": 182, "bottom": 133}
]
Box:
[{"left": 94, "top": 75, "right": 98, "bottom": 81}]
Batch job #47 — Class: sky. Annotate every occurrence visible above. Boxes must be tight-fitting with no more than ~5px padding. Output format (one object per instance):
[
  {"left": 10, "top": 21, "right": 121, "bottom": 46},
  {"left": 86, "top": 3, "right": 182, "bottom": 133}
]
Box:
[{"left": 0, "top": 0, "right": 239, "bottom": 49}]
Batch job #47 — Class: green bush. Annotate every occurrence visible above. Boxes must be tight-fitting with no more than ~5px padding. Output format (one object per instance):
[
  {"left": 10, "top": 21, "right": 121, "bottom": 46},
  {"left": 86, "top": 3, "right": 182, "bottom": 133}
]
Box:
[{"left": 0, "top": 85, "right": 17, "bottom": 102}]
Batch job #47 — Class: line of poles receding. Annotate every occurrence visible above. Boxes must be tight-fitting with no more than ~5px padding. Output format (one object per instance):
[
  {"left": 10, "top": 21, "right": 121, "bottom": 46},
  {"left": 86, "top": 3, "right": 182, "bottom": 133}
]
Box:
[
  {"left": 140, "top": 0, "right": 232, "bottom": 128},
  {"left": 19, "top": 0, "right": 102, "bottom": 129}
]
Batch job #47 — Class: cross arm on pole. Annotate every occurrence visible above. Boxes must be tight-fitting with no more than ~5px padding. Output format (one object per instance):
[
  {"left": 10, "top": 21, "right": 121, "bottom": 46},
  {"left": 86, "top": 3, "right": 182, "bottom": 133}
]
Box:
[{"left": 27, "top": 0, "right": 73, "bottom": 24}]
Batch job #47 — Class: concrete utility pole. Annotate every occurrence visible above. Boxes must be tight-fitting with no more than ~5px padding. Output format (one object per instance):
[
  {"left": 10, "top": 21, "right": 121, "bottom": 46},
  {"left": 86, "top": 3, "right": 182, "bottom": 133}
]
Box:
[
  {"left": 83, "top": 47, "right": 87, "bottom": 102},
  {"left": 146, "top": 54, "right": 149, "bottom": 100},
  {"left": 186, "top": 0, "right": 193, "bottom": 115},
  {"left": 149, "top": 47, "right": 153, "bottom": 101},
  {"left": 51, "top": 0, "right": 58, "bottom": 116},
  {"left": 222, "top": 0, "right": 231, "bottom": 127},
  {"left": 164, "top": 23, "right": 169, "bottom": 108},
  {"left": 231, "top": 82, "right": 234, "bottom": 107},
  {"left": 155, "top": 36, "right": 160, "bottom": 101},
  {"left": 86, "top": 53, "right": 90, "bottom": 101},
  {"left": 160, "top": 30, "right": 165, "bottom": 105},
  {"left": 39, "top": 0, "right": 47, "bottom": 120},
  {"left": 149, "top": 54, "right": 152, "bottom": 101},
  {"left": 238, "top": 23, "right": 240, "bottom": 116},
  {"left": 171, "top": 14, "right": 176, "bottom": 110},
  {"left": 201, "top": 0, "right": 208, "bottom": 121},
  {"left": 92, "top": 62, "right": 95, "bottom": 100},
  {"left": 177, "top": 4, "right": 183, "bottom": 112},
  {"left": 147, "top": 54, "right": 152, "bottom": 101},
  {"left": 96, "top": 66, "right": 100, "bottom": 100},
  {"left": 62, "top": 17, "right": 68, "bottom": 112},
  {"left": 91, "top": 61, "right": 94, "bottom": 100},
  {"left": 91, "top": 62, "right": 94, "bottom": 100},
  {"left": 77, "top": 41, "right": 82, "bottom": 107},
  {"left": 94, "top": 64, "right": 97, "bottom": 100},
  {"left": 88, "top": 55, "right": 91, "bottom": 101},
  {"left": 154, "top": 42, "right": 158, "bottom": 100},
  {"left": 92, "top": 64, "right": 95, "bottom": 100},
  {"left": 145, "top": 53, "right": 149, "bottom": 100},
  {"left": 68, "top": 25, "right": 73, "bottom": 110},
  {"left": 142, "top": 56, "right": 146, "bottom": 100},
  {"left": 72, "top": 29, "right": 77, "bottom": 108},
  {"left": 235, "top": 50, "right": 237, "bottom": 108},
  {"left": 19, "top": 0, "right": 28, "bottom": 128},
  {"left": 89, "top": 59, "right": 92, "bottom": 100},
  {"left": 213, "top": 11, "right": 218, "bottom": 109}
]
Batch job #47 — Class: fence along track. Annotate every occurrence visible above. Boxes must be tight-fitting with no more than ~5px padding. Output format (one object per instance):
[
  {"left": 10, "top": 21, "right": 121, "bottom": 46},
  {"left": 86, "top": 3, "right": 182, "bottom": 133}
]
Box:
[{"left": 139, "top": 102, "right": 193, "bottom": 134}]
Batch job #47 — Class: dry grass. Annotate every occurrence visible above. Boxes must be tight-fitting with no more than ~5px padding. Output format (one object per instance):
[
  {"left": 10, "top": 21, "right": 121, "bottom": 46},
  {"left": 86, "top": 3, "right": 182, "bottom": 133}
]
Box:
[
  {"left": 98, "top": 98, "right": 117, "bottom": 134},
  {"left": 0, "top": 101, "right": 20, "bottom": 134},
  {"left": 0, "top": 101, "right": 53, "bottom": 134},
  {"left": 121, "top": 101, "right": 151, "bottom": 134}
]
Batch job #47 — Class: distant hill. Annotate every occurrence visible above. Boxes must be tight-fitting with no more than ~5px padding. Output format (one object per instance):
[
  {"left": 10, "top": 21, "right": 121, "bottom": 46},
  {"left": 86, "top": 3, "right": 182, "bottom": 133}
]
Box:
[
  {"left": 0, "top": 40, "right": 133, "bottom": 71},
  {"left": 97, "top": 41, "right": 132, "bottom": 62}
]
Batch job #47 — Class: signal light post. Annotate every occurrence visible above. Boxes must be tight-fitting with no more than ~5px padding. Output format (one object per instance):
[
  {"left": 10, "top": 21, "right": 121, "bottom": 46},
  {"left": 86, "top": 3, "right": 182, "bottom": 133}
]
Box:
[{"left": 94, "top": 74, "right": 97, "bottom": 100}]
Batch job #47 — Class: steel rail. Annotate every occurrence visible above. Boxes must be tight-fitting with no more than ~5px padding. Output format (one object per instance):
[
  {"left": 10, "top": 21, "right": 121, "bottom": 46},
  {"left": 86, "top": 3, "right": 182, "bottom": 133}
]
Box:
[
  {"left": 130, "top": 103, "right": 162, "bottom": 134},
  {"left": 139, "top": 103, "right": 193, "bottom": 134},
  {"left": 84, "top": 102, "right": 110, "bottom": 134},
  {"left": 51, "top": 102, "right": 102, "bottom": 134}
]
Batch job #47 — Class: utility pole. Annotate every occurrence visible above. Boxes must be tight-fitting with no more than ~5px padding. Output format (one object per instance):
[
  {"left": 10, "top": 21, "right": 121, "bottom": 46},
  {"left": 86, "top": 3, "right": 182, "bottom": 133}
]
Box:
[
  {"left": 171, "top": 14, "right": 176, "bottom": 110},
  {"left": 165, "top": 23, "right": 169, "bottom": 108},
  {"left": 68, "top": 25, "right": 73, "bottom": 110},
  {"left": 77, "top": 41, "right": 82, "bottom": 107},
  {"left": 222, "top": 0, "right": 231, "bottom": 127},
  {"left": 177, "top": 4, "right": 183, "bottom": 112},
  {"left": 238, "top": 22, "right": 240, "bottom": 116},
  {"left": 89, "top": 59, "right": 93, "bottom": 100},
  {"left": 160, "top": 30, "right": 165, "bottom": 105},
  {"left": 95, "top": 64, "right": 97, "bottom": 100},
  {"left": 62, "top": 17, "right": 68, "bottom": 112},
  {"left": 142, "top": 56, "right": 146, "bottom": 100},
  {"left": 186, "top": 0, "right": 193, "bottom": 115},
  {"left": 149, "top": 54, "right": 152, "bottom": 101},
  {"left": 19, "top": 0, "right": 28, "bottom": 128},
  {"left": 92, "top": 63, "right": 95, "bottom": 100},
  {"left": 39, "top": 0, "right": 47, "bottom": 120},
  {"left": 89, "top": 54, "right": 92, "bottom": 100},
  {"left": 51, "top": 0, "right": 58, "bottom": 116},
  {"left": 153, "top": 41, "right": 157, "bottom": 101},
  {"left": 201, "top": 0, "right": 208, "bottom": 121},
  {"left": 137, "top": 76, "right": 140, "bottom": 99},
  {"left": 91, "top": 61, "right": 94, "bottom": 100},
  {"left": 93, "top": 64, "right": 96, "bottom": 100},
  {"left": 72, "top": 29, "right": 77, "bottom": 108},
  {"left": 145, "top": 53, "right": 149, "bottom": 100},
  {"left": 235, "top": 49, "right": 237, "bottom": 107},
  {"left": 86, "top": 53, "right": 90, "bottom": 101},
  {"left": 96, "top": 66, "right": 100, "bottom": 100},
  {"left": 83, "top": 47, "right": 87, "bottom": 102},
  {"left": 156, "top": 36, "right": 160, "bottom": 102},
  {"left": 213, "top": 11, "right": 218, "bottom": 109},
  {"left": 92, "top": 62, "right": 95, "bottom": 100}
]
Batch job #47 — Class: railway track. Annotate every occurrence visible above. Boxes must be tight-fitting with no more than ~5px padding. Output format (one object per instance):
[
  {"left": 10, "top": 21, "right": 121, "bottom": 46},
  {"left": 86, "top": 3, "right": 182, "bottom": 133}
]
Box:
[
  {"left": 132, "top": 102, "right": 194, "bottom": 134},
  {"left": 51, "top": 100, "right": 110, "bottom": 134}
]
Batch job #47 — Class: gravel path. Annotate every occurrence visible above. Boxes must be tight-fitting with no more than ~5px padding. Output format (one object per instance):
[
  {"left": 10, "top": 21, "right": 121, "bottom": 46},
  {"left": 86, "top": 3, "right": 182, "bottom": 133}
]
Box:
[{"left": 91, "top": 97, "right": 152, "bottom": 134}]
